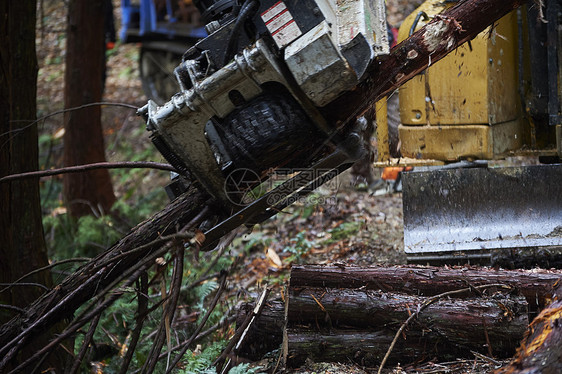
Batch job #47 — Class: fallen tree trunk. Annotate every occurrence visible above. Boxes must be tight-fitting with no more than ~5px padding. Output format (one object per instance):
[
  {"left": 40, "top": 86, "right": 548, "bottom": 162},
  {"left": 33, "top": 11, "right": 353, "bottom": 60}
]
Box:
[{"left": 290, "top": 265, "right": 562, "bottom": 312}]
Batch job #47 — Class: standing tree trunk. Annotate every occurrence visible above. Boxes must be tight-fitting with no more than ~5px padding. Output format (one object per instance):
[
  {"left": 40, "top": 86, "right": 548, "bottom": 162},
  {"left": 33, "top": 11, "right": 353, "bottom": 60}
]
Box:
[
  {"left": 64, "top": 0, "right": 115, "bottom": 218},
  {"left": 0, "top": 1, "right": 66, "bottom": 371}
]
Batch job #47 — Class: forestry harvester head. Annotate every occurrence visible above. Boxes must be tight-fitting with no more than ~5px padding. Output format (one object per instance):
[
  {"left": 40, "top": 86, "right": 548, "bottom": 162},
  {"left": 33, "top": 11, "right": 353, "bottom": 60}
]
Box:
[{"left": 138, "top": 0, "right": 389, "bottom": 208}]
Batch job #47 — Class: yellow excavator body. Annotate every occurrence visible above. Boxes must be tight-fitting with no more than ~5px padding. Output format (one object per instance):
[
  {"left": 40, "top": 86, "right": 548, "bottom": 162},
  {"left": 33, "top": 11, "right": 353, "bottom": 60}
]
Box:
[{"left": 397, "top": 1, "right": 526, "bottom": 161}]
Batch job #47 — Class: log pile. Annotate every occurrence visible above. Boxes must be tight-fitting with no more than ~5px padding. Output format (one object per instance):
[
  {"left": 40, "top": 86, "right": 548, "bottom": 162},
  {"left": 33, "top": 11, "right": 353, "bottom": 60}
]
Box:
[{"left": 237, "top": 265, "right": 562, "bottom": 368}]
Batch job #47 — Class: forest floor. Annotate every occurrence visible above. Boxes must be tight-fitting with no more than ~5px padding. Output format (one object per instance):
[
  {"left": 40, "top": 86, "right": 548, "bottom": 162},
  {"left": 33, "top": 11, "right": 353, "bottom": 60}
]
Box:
[{"left": 34, "top": 0, "right": 510, "bottom": 373}]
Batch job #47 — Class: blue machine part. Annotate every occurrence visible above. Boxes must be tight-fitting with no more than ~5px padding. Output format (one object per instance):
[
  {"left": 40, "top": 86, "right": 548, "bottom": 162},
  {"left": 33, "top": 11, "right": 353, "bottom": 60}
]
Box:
[{"left": 120, "top": 0, "right": 206, "bottom": 42}]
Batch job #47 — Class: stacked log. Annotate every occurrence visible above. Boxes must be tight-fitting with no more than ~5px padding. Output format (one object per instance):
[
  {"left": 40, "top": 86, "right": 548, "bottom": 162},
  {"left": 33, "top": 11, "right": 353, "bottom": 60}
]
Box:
[
  {"left": 237, "top": 265, "right": 562, "bottom": 367},
  {"left": 290, "top": 265, "right": 562, "bottom": 312}
]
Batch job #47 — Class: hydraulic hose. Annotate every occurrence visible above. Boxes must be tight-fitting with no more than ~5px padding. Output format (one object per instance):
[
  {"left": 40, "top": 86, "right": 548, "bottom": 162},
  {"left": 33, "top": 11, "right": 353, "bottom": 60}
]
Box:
[{"left": 222, "top": 0, "right": 258, "bottom": 65}]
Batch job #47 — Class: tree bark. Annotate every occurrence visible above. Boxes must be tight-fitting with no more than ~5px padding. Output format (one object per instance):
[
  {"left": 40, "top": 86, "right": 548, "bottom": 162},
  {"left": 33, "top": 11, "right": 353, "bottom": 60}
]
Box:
[
  {"left": 290, "top": 265, "right": 562, "bottom": 312},
  {"left": 285, "top": 329, "right": 463, "bottom": 367},
  {"left": 234, "top": 264, "right": 562, "bottom": 366},
  {"left": 0, "top": 1, "right": 67, "bottom": 371},
  {"left": 63, "top": 0, "right": 115, "bottom": 218},
  {"left": 495, "top": 286, "right": 562, "bottom": 374}
]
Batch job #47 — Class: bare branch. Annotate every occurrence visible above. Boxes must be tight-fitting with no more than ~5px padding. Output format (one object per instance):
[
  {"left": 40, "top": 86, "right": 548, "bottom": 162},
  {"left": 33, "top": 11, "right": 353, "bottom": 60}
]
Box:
[
  {"left": 215, "top": 288, "right": 270, "bottom": 373},
  {"left": 0, "top": 304, "right": 26, "bottom": 314},
  {"left": 142, "top": 245, "right": 185, "bottom": 374},
  {"left": 68, "top": 311, "right": 102, "bottom": 374},
  {"left": 165, "top": 271, "right": 228, "bottom": 374},
  {"left": 0, "top": 258, "right": 91, "bottom": 295},
  {"left": 7, "top": 264, "right": 153, "bottom": 374},
  {"left": 0, "top": 161, "right": 177, "bottom": 183},
  {"left": 119, "top": 272, "right": 149, "bottom": 374},
  {"left": 1, "top": 102, "right": 138, "bottom": 138},
  {"left": 0, "top": 283, "right": 50, "bottom": 291}
]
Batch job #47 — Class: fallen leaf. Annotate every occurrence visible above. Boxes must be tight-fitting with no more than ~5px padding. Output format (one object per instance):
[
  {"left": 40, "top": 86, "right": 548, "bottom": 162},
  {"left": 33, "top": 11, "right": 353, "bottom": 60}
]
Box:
[{"left": 266, "top": 248, "right": 283, "bottom": 268}]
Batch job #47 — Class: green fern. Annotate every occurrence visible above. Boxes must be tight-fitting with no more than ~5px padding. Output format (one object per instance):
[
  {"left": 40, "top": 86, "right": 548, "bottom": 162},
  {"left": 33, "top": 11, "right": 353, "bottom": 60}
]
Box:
[
  {"left": 194, "top": 280, "right": 218, "bottom": 310},
  {"left": 177, "top": 341, "right": 224, "bottom": 374},
  {"left": 228, "top": 363, "right": 265, "bottom": 374}
]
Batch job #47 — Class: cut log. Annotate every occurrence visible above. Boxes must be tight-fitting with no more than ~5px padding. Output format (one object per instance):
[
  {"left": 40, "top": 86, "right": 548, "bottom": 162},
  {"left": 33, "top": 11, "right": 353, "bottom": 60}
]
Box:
[
  {"left": 235, "top": 262, "right": 544, "bottom": 365},
  {"left": 285, "top": 329, "right": 463, "bottom": 367},
  {"left": 289, "top": 287, "right": 527, "bottom": 357},
  {"left": 237, "top": 292, "right": 528, "bottom": 363},
  {"left": 290, "top": 265, "right": 562, "bottom": 312}
]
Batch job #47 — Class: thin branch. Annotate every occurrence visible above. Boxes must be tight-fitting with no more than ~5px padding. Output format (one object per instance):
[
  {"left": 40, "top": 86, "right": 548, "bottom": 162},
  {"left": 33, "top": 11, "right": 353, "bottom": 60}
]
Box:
[
  {"left": 0, "top": 102, "right": 140, "bottom": 152},
  {"left": 0, "top": 161, "right": 176, "bottom": 183},
  {"left": 142, "top": 245, "right": 185, "bottom": 374},
  {"left": 165, "top": 271, "right": 228, "bottom": 374},
  {"left": 1, "top": 243, "right": 165, "bottom": 368},
  {"left": 69, "top": 246, "right": 174, "bottom": 335},
  {"left": 215, "top": 288, "right": 270, "bottom": 374},
  {"left": 181, "top": 205, "right": 213, "bottom": 233},
  {"left": 119, "top": 272, "right": 149, "bottom": 374},
  {"left": 186, "top": 272, "right": 222, "bottom": 293},
  {"left": 0, "top": 258, "right": 91, "bottom": 295},
  {"left": 377, "top": 283, "right": 513, "bottom": 374},
  {"left": 198, "top": 229, "right": 238, "bottom": 280},
  {"left": 0, "top": 270, "right": 105, "bottom": 366},
  {"left": 0, "top": 304, "right": 26, "bottom": 314},
  {"left": 2, "top": 102, "right": 138, "bottom": 137},
  {"left": 89, "top": 206, "right": 211, "bottom": 273},
  {"left": 159, "top": 315, "right": 237, "bottom": 360},
  {"left": 130, "top": 314, "right": 237, "bottom": 374},
  {"left": 166, "top": 247, "right": 185, "bottom": 370},
  {"left": 0, "top": 282, "right": 50, "bottom": 291},
  {"left": 89, "top": 231, "right": 196, "bottom": 276},
  {"left": 471, "top": 350, "right": 502, "bottom": 366},
  {"left": 68, "top": 311, "right": 102, "bottom": 374}
]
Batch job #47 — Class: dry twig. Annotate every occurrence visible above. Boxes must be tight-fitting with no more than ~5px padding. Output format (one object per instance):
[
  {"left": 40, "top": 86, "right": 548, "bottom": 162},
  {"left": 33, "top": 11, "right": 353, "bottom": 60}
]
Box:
[
  {"left": 119, "top": 272, "right": 149, "bottom": 374},
  {"left": 0, "top": 161, "right": 176, "bottom": 183},
  {"left": 165, "top": 271, "right": 229, "bottom": 374}
]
